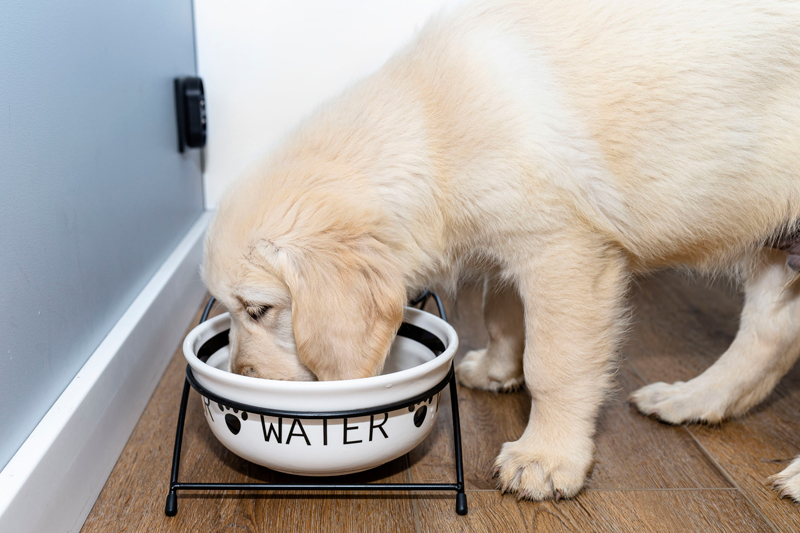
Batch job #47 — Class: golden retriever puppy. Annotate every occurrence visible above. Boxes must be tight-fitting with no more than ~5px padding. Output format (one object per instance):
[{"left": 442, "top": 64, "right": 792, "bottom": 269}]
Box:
[{"left": 203, "top": 0, "right": 800, "bottom": 501}]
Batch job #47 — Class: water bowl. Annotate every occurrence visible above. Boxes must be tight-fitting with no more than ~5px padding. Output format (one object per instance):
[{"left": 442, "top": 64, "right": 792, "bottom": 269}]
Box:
[{"left": 183, "top": 307, "right": 458, "bottom": 476}]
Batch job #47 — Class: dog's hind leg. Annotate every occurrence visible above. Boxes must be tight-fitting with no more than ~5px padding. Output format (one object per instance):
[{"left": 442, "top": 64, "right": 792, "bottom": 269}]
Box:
[
  {"left": 456, "top": 275, "right": 525, "bottom": 392},
  {"left": 494, "top": 233, "right": 629, "bottom": 500},
  {"left": 770, "top": 456, "right": 800, "bottom": 503},
  {"left": 631, "top": 248, "right": 800, "bottom": 424}
]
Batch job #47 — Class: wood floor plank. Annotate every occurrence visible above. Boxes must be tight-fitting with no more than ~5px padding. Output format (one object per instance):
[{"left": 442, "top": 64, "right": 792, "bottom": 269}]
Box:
[
  {"left": 414, "top": 491, "right": 529, "bottom": 532},
  {"left": 161, "top": 491, "right": 417, "bottom": 533},
  {"left": 625, "top": 272, "right": 800, "bottom": 532},
  {"left": 415, "top": 490, "right": 772, "bottom": 533},
  {"left": 524, "top": 490, "right": 773, "bottom": 533}
]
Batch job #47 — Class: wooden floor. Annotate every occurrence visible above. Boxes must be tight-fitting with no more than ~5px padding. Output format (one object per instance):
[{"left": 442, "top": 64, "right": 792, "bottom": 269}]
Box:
[{"left": 81, "top": 271, "right": 800, "bottom": 532}]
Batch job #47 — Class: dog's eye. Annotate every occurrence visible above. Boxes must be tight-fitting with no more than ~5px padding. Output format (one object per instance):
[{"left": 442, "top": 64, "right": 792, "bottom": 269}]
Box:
[{"left": 245, "top": 304, "right": 272, "bottom": 321}]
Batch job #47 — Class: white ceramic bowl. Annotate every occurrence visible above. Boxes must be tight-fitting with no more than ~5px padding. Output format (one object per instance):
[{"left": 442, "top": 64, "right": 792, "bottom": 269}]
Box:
[{"left": 183, "top": 307, "right": 458, "bottom": 476}]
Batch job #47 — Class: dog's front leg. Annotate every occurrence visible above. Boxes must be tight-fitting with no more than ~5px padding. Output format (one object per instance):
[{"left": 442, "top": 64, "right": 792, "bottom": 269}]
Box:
[{"left": 495, "top": 235, "right": 629, "bottom": 500}]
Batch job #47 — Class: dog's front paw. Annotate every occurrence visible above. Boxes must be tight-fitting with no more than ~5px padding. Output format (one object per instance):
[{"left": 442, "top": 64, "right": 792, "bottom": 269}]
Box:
[
  {"left": 493, "top": 435, "right": 592, "bottom": 501},
  {"left": 630, "top": 381, "right": 726, "bottom": 424},
  {"left": 769, "top": 457, "right": 800, "bottom": 502},
  {"left": 456, "top": 348, "right": 524, "bottom": 392}
]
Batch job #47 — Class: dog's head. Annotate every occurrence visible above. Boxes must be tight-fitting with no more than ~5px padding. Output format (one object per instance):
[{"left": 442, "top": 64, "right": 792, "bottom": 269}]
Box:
[{"left": 203, "top": 176, "right": 406, "bottom": 381}]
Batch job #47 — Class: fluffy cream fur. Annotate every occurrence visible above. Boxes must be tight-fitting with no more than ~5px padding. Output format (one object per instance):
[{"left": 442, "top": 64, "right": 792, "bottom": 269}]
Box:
[{"left": 203, "top": 0, "right": 800, "bottom": 501}]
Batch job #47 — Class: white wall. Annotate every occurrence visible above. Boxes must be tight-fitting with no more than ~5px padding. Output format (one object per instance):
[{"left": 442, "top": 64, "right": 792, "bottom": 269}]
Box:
[{"left": 194, "top": 0, "right": 465, "bottom": 208}]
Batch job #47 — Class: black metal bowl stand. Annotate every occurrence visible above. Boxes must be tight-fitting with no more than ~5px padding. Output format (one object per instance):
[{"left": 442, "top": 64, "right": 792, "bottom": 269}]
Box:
[{"left": 165, "top": 291, "right": 468, "bottom": 516}]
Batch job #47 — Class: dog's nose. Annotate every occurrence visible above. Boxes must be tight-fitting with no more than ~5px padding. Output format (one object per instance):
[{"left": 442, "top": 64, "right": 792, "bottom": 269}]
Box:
[
  {"left": 229, "top": 356, "right": 259, "bottom": 377},
  {"left": 237, "top": 365, "right": 260, "bottom": 378}
]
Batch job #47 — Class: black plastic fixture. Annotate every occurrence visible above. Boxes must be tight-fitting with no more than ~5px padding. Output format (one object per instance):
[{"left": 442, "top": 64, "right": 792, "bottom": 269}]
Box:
[{"left": 174, "top": 76, "right": 206, "bottom": 153}]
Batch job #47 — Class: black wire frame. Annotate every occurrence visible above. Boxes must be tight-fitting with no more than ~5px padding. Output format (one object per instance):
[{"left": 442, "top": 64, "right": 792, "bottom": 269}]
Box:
[{"left": 165, "top": 291, "right": 468, "bottom": 516}]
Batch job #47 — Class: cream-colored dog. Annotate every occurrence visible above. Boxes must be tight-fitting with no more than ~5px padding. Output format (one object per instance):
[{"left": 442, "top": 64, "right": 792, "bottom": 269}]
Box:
[{"left": 203, "top": 0, "right": 800, "bottom": 501}]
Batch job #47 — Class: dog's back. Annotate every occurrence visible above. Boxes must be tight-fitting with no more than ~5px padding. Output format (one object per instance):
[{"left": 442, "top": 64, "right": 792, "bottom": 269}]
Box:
[{"left": 408, "top": 0, "right": 800, "bottom": 269}]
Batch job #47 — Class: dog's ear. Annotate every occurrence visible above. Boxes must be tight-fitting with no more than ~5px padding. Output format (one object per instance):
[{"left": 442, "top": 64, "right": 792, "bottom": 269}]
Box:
[{"left": 265, "top": 232, "right": 406, "bottom": 381}]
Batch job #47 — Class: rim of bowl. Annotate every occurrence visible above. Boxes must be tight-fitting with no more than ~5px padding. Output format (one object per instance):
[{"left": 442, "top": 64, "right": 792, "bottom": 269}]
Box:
[{"left": 183, "top": 306, "right": 459, "bottom": 393}]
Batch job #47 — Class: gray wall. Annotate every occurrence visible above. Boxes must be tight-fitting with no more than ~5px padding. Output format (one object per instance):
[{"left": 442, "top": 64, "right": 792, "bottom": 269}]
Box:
[{"left": 0, "top": 1, "right": 204, "bottom": 469}]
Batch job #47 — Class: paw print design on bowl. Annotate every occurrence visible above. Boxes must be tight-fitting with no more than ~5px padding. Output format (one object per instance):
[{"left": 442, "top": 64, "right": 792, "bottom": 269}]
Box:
[
  {"left": 409, "top": 393, "right": 439, "bottom": 428},
  {"left": 216, "top": 403, "right": 248, "bottom": 435}
]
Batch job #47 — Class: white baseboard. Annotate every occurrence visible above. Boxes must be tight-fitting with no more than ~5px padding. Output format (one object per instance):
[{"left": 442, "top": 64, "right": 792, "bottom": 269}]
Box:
[{"left": 0, "top": 211, "right": 212, "bottom": 533}]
